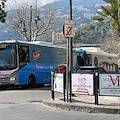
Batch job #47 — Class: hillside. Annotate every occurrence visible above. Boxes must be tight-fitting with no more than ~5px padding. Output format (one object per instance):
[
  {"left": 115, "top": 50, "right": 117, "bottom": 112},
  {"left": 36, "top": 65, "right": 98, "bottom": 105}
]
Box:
[
  {"left": 0, "top": 1, "right": 113, "bottom": 44},
  {"left": 74, "top": 20, "right": 114, "bottom": 44}
]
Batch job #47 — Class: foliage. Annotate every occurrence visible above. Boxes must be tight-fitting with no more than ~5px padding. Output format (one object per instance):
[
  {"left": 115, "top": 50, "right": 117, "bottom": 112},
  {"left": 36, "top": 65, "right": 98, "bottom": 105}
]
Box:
[
  {"left": 92, "top": 0, "right": 120, "bottom": 37},
  {"left": 103, "top": 0, "right": 115, "bottom": 3},
  {"left": 101, "top": 40, "right": 120, "bottom": 54},
  {"left": 0, "top": 0, "right": 7, "bottom": 23},
  {"left": 74, "top": 20, "right": 114, "bottom": 44}
]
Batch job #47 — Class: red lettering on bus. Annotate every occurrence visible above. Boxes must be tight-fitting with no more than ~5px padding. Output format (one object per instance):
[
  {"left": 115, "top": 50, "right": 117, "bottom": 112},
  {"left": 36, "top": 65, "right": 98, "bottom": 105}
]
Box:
[{"left": 32, "top": 50, "right": 41, "bottom": 60}]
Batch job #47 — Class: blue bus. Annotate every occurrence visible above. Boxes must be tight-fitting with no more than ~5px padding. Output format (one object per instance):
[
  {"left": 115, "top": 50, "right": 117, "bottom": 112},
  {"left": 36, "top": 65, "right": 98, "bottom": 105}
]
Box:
[{"left": 0, "top": 40, "right": 76, "bottom": 89}]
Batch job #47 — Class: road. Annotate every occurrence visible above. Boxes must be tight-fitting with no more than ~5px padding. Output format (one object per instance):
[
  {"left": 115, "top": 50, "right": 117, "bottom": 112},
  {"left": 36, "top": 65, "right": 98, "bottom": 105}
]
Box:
[{"left": 0, "top": 85, "right": 119, "bottom": 120}]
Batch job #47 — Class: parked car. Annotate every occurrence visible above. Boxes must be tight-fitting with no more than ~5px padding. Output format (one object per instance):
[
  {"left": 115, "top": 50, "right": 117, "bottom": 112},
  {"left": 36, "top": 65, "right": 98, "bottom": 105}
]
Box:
[{"left": 75, "top": 66, "right": 106, "bottom": 74}]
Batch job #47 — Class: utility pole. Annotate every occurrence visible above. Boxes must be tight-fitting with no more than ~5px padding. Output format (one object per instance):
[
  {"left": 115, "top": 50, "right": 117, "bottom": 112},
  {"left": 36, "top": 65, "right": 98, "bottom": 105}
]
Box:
[
  {"left": 69, "top": 0, "right": 73, "bottom": 103},
  {"left": 30, "top": 6, "right": 32, "bottom": 42}
]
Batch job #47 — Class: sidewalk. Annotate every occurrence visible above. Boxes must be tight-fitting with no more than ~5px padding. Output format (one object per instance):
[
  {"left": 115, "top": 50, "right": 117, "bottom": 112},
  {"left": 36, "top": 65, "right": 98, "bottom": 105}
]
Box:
[{"left": 42, "top": 95, "right": 120, "bottom": 114}]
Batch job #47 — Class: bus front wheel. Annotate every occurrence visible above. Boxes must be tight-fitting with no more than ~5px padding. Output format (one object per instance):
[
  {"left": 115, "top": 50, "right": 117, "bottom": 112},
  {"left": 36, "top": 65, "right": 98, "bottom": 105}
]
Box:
[{"left": 28, "top": 74, "right": 36, "bottom": 88}]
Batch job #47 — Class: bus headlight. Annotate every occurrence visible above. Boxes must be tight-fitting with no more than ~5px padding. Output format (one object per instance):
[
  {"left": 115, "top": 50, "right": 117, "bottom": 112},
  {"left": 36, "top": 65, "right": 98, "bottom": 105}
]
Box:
[{"left": 10, "top": 75, "right": 16, "bottom": 82}]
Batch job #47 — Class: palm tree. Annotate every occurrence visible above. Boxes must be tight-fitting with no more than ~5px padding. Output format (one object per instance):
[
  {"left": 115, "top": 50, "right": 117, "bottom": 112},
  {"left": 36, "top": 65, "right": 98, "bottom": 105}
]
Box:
[
  {"left": 103, "top": 0, "right": 116, "bottom": 3},
  {"left": 92, "top": 0, "right": 120, "bottom": 37}
]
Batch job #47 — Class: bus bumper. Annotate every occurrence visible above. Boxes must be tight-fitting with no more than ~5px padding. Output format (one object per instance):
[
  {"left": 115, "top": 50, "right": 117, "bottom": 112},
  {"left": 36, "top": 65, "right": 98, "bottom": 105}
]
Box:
[{"left": 0, "top": 73, "right": 18, "bottom": 85}]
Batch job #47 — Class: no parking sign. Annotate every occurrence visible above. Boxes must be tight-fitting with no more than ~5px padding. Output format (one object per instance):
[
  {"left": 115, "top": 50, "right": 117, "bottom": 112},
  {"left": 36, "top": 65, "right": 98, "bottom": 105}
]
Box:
[{"left": 64, "top": 19, "right": 74, "bottom": 38}]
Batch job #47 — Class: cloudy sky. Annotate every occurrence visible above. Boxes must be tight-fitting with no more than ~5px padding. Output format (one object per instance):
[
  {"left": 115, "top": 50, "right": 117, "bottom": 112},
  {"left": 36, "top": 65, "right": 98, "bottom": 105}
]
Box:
[{"left": 6, "top": 0, "right": 58, "bottom": 10}]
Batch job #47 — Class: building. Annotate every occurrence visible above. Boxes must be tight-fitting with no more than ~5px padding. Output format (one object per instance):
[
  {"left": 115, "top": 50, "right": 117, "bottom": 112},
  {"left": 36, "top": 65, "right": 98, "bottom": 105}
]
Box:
[{"left": 52, "top": 31, "right": 67, "bottom": 44}]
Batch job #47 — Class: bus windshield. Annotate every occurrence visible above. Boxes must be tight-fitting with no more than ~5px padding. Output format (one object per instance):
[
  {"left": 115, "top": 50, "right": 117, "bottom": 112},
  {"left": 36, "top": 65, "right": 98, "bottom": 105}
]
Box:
[
  {"left": 77, "top": 52, "right": 86, "bottom": 66},
  {"left": 0, "top": 43, "right": 17, "bottom": 70}
]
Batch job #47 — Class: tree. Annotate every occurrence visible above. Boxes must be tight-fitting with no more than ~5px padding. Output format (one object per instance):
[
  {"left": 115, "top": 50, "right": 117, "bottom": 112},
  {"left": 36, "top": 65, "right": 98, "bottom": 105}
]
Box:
[
  {"left": 10, "top": 0, "right": 55, "bottom": 42},
  {"left": 92, "top": 0, "right": 120, "bottom": 37},
  {"left": 0, "top": 0, "right": 7, "bottom": 23},
  {"left": 103, "top": 0, "right": 115, "bottom": 3},
  {"left": 101, "top": 40, "right": 119, "bottom": 54}
]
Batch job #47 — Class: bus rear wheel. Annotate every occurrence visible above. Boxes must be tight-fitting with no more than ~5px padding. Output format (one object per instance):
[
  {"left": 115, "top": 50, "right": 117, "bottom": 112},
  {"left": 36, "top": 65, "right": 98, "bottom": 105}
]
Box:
[{"left": 28, "top": 74, "right": 36, "bottom": 88}]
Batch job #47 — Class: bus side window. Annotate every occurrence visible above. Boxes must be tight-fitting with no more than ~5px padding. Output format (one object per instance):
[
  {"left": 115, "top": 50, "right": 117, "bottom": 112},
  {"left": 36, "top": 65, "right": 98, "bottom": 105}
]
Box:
[
  {"left": 85, "top": 54, "right": 92, "bottom": 66},
  {"left": 85, "top": 55, "right": 89, "bottom": 65},
  {"left": 19, "top": 45, "right": 29, "bottom": 68}
]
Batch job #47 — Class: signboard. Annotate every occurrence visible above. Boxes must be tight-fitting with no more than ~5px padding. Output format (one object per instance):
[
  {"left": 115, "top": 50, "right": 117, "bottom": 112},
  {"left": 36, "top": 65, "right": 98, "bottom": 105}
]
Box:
[
  {"left": 64, "top": 19, "right": 74, "bottom": 38},
  {"left": 72, "top": 73, "right": 94, "bottom": 95},
  {"left": 99, "top": 74, "right": 120, "bottom": 96},
  {"left": 54, "top": 73, "right": 63, "bottom": 93}
]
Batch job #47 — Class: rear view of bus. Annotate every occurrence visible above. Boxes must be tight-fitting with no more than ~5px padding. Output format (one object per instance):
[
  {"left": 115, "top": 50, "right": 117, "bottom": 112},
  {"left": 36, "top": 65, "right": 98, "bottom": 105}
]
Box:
[{"left": 0, "top": 41, "right": 18, "bottom": 89}]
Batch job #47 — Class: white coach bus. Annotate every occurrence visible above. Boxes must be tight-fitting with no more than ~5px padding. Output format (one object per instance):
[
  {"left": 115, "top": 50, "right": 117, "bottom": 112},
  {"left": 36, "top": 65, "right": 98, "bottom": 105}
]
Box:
[{"left": 76, "top": 47, "right": 118, "bottom": 72}]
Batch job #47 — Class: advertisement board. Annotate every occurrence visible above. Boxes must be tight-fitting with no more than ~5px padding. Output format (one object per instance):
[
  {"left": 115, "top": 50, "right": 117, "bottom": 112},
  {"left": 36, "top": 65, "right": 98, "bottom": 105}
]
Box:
[
  {"left": 54, "top": 73, "right": 63, "bottom": 93},
  {"left": 99, "top": 74, "right": 120, "bottom": 96},
  {"left": 72, "top": 73, "right": 94, "bottom": 95}
]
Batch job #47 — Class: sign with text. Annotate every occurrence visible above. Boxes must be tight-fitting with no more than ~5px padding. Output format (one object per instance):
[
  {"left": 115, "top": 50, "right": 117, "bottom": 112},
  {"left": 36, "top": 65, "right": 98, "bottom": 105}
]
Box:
[
  {"left": 64, "top": 19, "right": 74, "bottom": 38},
  {"left": 99, "top": 74, "right": 120, "bottom": 96},
  {"left": 72, "top": 73, "right": 94, "bottom": 95},
  {"left": 54, "top": 73, "right": 63, "bottom": 93}
]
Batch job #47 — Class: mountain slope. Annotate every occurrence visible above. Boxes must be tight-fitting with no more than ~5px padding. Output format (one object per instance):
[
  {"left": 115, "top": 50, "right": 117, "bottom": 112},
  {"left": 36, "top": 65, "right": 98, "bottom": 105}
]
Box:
[
  {"left": 0, "top": 1, "right": 110, "bottom": 43},
  {"left": 74, "top": 20, "right": 114, "bottom": 44}
]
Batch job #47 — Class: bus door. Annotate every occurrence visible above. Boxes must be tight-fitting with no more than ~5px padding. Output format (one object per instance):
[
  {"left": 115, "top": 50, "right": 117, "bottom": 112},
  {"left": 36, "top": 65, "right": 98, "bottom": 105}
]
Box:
[{"left": 18, "top": 45, "right": 29, "bottom": 85}]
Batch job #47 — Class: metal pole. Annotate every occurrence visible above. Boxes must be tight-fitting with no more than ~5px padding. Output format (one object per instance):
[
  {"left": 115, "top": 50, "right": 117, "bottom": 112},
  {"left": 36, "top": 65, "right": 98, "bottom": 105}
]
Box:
[
  {"left": 70, "top": 0, "right": 72, "bottom": 20},
  {"left": 69, "top": 0, "right": 73, "bottom": 103},
  {"left": 30, "top": 6, "right": 32, "bottom": 42},
  {"left": 94, "top": 72, "right": 98, "bottom": 105},
  {"left": 51, "top": 71, "right": 54, "bottom": 100},
  {"left": 63, "top": 72, "right": 66, "bottom": 102},
  {"left": 66, "top": 38, "right": 69, "bottom": 102}
]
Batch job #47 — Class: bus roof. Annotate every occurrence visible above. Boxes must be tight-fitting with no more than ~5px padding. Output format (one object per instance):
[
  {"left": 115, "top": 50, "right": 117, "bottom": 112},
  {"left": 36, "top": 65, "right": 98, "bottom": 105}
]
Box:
[
  {"left": 76, "top": 50, "right": 86, "bottom": 53},
  {"left": 76, "top": 47, "right": 118, "bottom": 57},
  {"left": 0, "top": 40, "right": 67, "bottom": 49}
]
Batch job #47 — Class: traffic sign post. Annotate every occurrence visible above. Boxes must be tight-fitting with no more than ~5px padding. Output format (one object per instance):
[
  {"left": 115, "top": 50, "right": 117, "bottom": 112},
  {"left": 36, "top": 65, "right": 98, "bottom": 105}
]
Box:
[
  {"left": 64, "top": 19, "right": 74, "bottom": 38},
  {"left": 69, "top": 0, "right": 73, "bottom": 103},
  {"left": 63, "top": 0, "right": 74, "bottom": 103}
]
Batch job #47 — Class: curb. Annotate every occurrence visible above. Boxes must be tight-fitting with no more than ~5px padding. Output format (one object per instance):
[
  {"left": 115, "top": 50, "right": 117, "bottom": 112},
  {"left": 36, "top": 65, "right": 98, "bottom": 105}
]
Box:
[{"left": 42, "top": 100, "right": 120, "bottom": 114}]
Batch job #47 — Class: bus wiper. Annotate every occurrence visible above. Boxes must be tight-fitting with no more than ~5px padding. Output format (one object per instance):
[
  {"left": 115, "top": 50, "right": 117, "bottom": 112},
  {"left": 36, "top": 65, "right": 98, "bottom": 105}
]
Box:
[
  {"left": 0, "top": 64, "right": 7, "bottom": 69},
  {"left": 0, "top": 48, "right": 6, "bottom": 50}
]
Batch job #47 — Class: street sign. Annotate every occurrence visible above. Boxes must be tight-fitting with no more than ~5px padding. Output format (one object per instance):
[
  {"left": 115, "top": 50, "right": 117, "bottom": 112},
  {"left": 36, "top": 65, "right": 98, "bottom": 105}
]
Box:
[{"left": 64, "top": 19, "right": 74, "bottom": 38}]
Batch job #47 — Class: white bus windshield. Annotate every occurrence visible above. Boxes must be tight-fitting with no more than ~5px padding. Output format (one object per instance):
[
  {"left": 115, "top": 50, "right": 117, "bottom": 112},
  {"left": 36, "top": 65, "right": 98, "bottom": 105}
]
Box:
[
  {"left": 0, "top": 43, "right": 17, "bottom": 70},
  {"left": 77, "top": 52, "right": 85, "bottom": 66}
]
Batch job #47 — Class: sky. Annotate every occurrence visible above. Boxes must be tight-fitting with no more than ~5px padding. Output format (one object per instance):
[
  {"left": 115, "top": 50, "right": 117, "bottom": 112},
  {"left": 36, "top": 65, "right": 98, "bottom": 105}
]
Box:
[{"left": 6, "top": 0, "right": 58, "bottom": 10}]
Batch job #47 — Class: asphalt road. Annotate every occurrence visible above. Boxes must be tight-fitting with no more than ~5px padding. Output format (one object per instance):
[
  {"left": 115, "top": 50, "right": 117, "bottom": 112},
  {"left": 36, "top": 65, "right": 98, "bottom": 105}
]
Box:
[{"left": 0, "top": 85, "right": 119, "bottom": 120}]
